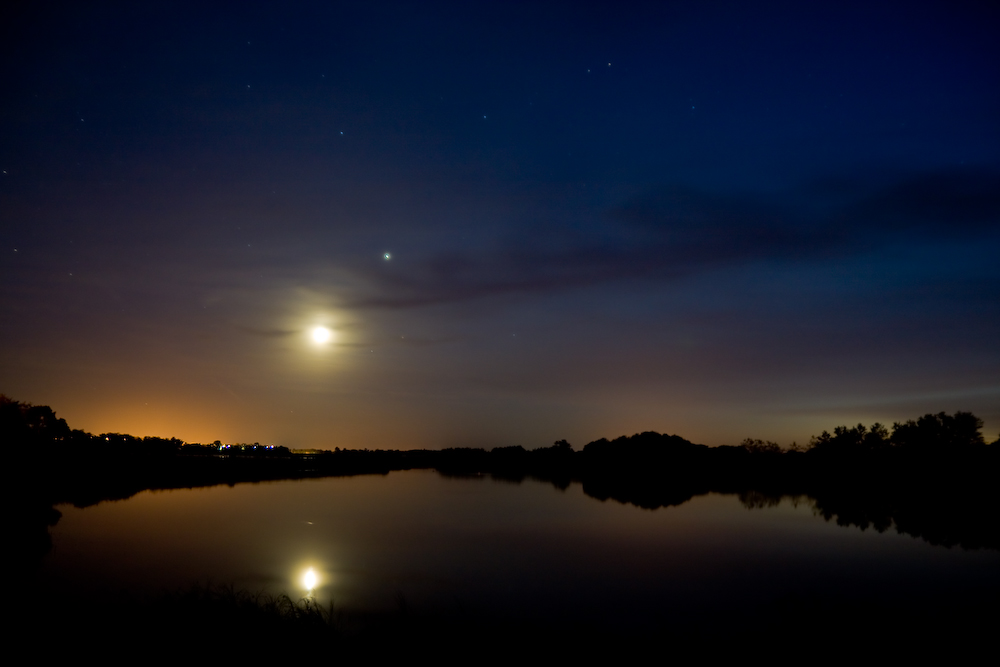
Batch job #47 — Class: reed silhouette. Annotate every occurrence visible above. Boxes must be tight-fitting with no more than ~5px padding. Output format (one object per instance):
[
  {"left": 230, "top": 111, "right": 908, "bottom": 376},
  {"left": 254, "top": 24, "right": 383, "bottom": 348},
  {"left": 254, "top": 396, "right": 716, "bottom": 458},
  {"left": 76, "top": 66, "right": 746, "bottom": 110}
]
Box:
[{"left": 18, "top": 579, "right": 998, "bottom": 661}]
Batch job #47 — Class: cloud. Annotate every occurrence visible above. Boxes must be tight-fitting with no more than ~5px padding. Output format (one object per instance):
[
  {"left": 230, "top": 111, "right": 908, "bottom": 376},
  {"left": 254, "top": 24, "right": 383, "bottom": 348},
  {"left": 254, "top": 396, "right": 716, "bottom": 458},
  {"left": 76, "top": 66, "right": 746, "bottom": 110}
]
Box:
[
  {"left": 238, "top": 327, "right": 298, "bottom": 338},
  {"left": 346, "top": 168, "right": 1000, "bottom": 309},
  {"left": 842, "top": 169, "right": 1000, "bottom": 231}
]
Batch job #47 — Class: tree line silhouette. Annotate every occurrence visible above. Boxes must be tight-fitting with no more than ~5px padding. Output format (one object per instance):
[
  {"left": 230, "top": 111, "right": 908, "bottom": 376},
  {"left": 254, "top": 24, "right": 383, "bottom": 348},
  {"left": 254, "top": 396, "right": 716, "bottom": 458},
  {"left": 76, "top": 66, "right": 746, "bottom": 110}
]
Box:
[{"left": 5, "top": 394, "right": 999, "bottom": 570}]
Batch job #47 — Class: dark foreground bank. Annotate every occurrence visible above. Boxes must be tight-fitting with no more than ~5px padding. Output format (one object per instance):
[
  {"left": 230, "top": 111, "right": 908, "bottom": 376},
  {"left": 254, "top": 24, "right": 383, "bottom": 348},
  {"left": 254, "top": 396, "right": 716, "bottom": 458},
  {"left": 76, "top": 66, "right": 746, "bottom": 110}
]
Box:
[{"left": 19, "top": 581, "right": 999, "bottom": 661}]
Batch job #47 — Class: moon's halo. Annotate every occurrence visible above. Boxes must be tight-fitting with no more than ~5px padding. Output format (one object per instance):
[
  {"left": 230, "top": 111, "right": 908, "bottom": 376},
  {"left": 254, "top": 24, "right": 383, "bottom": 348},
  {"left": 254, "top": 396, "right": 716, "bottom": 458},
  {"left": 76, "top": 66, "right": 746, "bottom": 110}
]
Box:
[
  {"left": 311, "top": 326, "right": 332, "bottom": 344},
  {"left": 302, "top": 567, "right": 319, "bottom": 591}
]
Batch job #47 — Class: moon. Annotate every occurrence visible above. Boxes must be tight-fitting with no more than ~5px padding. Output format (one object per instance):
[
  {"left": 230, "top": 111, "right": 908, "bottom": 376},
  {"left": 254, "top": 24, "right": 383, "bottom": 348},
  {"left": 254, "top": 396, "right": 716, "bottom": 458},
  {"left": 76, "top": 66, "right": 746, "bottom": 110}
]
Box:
[{"left": 311, "top": 326, "right": 332, "bottom": 344}]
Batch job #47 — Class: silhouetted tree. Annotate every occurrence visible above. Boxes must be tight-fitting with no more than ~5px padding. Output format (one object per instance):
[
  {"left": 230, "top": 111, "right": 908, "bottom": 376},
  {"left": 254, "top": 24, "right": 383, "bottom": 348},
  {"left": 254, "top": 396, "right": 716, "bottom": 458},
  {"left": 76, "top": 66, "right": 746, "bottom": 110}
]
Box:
[
  {"left": 809, "top": 422, "right": 890, "bottom": 456},
  {"left": 2, "top": 394, "right": 72, "bottom": 447},
  {"left": 740, "top": 438, "right": 782, "bottom": 454},
  {"left": 891, "top": 412, "right": 985, "bottom": 452}
]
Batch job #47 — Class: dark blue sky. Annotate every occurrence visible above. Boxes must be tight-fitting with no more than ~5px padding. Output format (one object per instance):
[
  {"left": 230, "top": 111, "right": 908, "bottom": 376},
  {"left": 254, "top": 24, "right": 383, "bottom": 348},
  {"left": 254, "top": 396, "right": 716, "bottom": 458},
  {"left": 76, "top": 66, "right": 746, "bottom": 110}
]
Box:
[{"left": 2, "top": 0, "right": 998, "bottom": 448}]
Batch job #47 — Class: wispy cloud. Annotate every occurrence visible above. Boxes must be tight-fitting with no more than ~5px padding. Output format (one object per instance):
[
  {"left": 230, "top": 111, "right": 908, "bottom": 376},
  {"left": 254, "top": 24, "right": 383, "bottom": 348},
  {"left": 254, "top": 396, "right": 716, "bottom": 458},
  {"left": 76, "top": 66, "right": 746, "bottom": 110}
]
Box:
[
  {"left": 345, "top": 168, "right": 1000, "bottom": 309},
  {"left": 238, "top": 327, "right": 298, "bottom": 338}
]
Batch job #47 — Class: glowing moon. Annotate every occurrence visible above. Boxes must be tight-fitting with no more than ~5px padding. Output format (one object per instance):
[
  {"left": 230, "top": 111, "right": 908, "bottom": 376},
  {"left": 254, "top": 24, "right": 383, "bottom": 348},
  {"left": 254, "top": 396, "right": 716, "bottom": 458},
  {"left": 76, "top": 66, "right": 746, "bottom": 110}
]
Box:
[
  {"left": 311, "top": 326, "right": 332, "bottom": 344},
  {"left": 302, "top": 567, "right": 318, "bottom": 590}
]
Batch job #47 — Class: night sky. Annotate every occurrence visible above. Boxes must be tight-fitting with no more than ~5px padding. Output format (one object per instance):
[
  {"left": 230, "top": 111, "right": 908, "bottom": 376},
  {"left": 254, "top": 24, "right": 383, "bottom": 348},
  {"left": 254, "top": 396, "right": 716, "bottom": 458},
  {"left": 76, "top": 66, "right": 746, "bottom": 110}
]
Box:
[{"left": 2, "top": 1, "right": 998, "bottom": 450}]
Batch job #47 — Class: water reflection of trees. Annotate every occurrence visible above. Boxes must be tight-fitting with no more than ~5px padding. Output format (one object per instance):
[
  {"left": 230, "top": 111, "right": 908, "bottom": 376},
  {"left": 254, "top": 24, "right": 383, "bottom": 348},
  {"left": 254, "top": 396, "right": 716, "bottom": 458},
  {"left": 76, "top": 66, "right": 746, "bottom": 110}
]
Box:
[
  {"left": 577, "top": 425, "right": 1000, "bottom": 550},
  {"left": 6, "top": 394, "right": 1000, "bottom": 569},
  {"left": 732, "top": 485, "right": 1000, "bottom": 550},
  {"left": 737, "top": 490, "right": 786, "bottom": 509}
]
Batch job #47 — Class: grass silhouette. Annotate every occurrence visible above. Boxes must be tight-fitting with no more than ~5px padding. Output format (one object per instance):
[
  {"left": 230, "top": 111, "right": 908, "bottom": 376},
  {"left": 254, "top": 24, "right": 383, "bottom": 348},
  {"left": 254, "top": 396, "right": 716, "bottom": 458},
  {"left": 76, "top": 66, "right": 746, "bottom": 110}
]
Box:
[{"left": 15, "top": 579, "right": 999, "bottom": 661}]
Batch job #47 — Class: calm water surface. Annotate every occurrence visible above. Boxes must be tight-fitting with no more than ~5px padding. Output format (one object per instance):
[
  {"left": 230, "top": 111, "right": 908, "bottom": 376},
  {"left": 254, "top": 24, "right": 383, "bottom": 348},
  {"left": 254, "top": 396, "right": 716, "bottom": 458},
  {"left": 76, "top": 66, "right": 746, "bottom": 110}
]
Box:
[{"left": 43, "top": 470, "right": 999, "bottom": 627}]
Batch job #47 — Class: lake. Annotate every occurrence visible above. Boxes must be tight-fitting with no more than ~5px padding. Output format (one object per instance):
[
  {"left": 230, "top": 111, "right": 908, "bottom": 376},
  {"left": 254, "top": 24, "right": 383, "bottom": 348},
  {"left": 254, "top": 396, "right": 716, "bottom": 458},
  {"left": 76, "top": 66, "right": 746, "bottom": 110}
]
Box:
[{"left": 41, "top": 469, "right": 999, "bottom": 631}]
